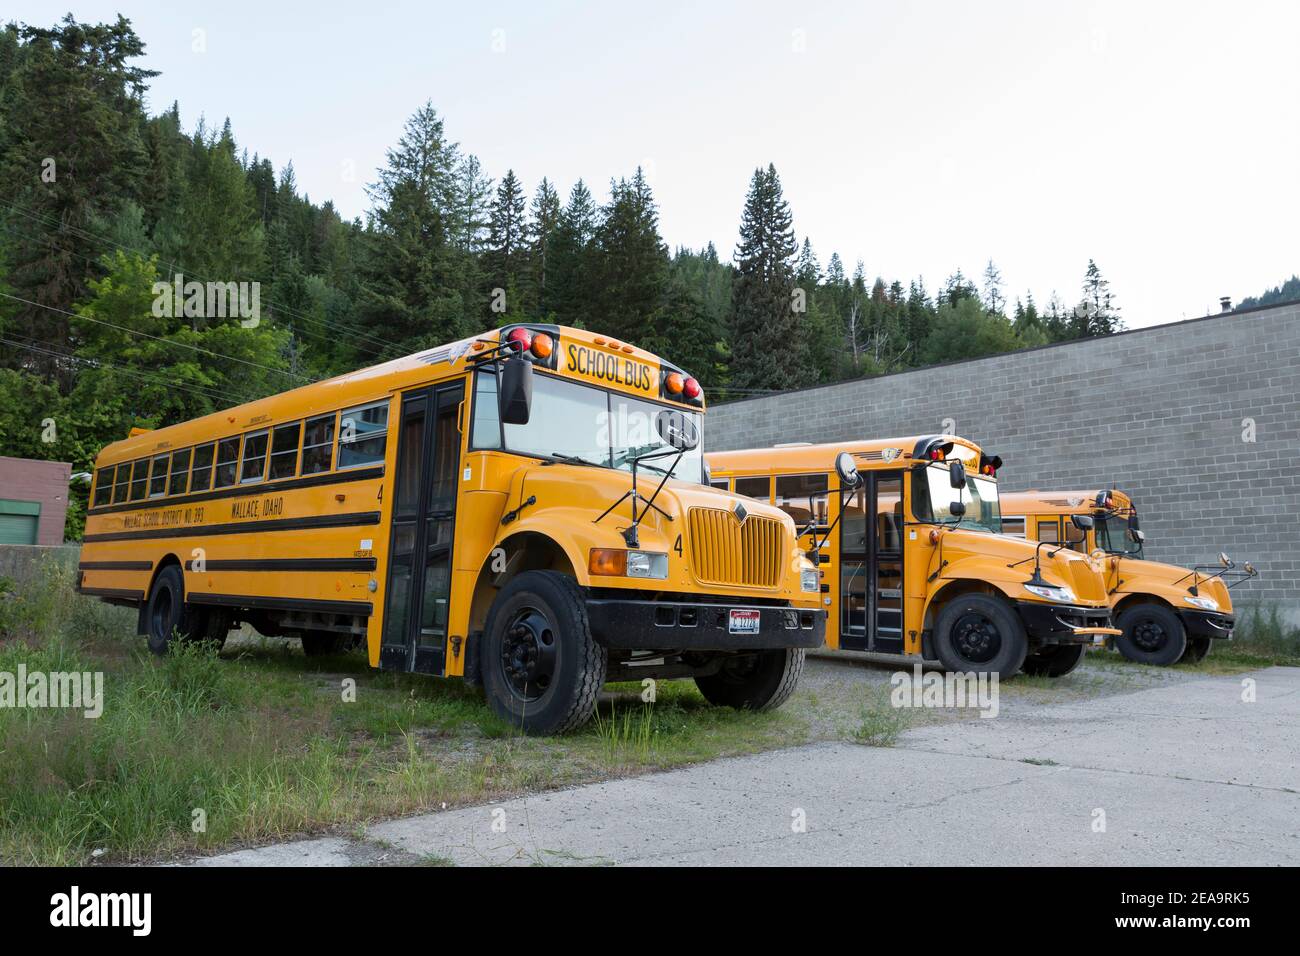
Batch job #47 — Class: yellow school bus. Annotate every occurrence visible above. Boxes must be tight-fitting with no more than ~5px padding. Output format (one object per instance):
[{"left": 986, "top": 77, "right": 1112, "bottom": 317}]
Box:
[
  {"left": 706, "top": 436, "right": 1120, "bottom": 678},
  {"left": 999, "top": 489, "right": 1257, "bottom": 665},
  {"left": 78, "top": 325, "right": 826, "bottom": 733}
]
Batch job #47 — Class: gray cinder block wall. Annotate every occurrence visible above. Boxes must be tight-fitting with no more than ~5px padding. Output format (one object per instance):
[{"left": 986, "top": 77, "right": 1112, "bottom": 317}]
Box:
[{"left": 707, "top": 301, "right": 1300, "bottom": 619}]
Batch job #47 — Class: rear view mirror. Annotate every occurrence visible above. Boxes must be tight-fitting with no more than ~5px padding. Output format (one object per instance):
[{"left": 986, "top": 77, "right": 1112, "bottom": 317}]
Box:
[
  {"left": 949, "top": 501, "right": 966, "bottom": 518},
  {"left": 834, "top": 451, "right": 862, "bottom": 489},
  {"left": 498, "top": 356, "right": 532, "bottom": 425},
  {"left": 655, "top": 410, "right": 699, "bottom": 451},
  {"left": 1219, "top": 552, "right": 1231, "bottom": 567},
  {"left": 1128, "top": 529, "right": 1145, "bottom": 543},
  {"left": 948, "top": 460, "right": 966, "bottom": 489},
  {"left": 1094, "top": 490, "right": 1109, "bottom": 508},
  {"left": 1071, "top": 514, "right": 1094, "bottom": 531}
]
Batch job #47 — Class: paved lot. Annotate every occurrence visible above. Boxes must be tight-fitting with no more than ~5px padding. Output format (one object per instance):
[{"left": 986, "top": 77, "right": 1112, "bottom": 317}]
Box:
[{"left": 187, "top": 666, "right": 1300, "bottom": 866}]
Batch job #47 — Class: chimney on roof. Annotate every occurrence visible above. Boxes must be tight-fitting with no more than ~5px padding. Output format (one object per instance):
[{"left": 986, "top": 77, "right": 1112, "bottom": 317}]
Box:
[{"left": 1220, "top": 296, "right": 1232, "bottom": 313}]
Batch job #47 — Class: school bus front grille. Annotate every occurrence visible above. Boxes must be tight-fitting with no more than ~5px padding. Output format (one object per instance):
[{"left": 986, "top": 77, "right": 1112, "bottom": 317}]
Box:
[{"left": 687, "top": 508, "right": 783, "bottom": 589}]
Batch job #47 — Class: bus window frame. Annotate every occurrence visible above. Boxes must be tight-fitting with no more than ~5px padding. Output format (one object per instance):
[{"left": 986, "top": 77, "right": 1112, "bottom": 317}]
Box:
[
  {"left": 148, "top": 454, "right": 170, "bottom": 498},
  {"left": 169, "top": 448, "right": 192, "bottom": 497},
  {"left": 337, "top": 399, "right": 391, "bottom": 471},
  {"left": 239, "top": 430, "right": 270, "bottom": 485},
  {"left": 93, "top": 467, "right": 113, "bottom": 507},
  {"left": 775, "top": 472, "right": 830, "bottom": 530},
  {"left": 734, "top": 475, "right": 773, "bottom": 502},
  {"left": 268, "top": 420, "right": 303, "bottom": 481},
  {"left": 214, "top": 436, "right": 241, "bottom": 489},
  {"left": 190, "top": 442, "right": 216, "bottom": 492}
]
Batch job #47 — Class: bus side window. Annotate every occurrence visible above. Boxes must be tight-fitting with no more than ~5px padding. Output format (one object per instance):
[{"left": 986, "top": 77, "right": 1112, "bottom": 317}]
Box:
[
  {"left": 1036, "top": 519, "right": 1060, "bottom": 543},
  {"left": 240, "top": 431, "right": 269, "bottom": 484},
  {"left": 775, "top": 473, "right": 828, "bottom": 528},
  {"left": 169, "top": 448, "right": 192, "bottom": 497},
  {"left": 734, "top": 476, "right": 771, "bottom": 502},
  {"left": 93, "top": 467, "right": 113, "bottom": 507},
  {"left": 214, "top": 437, "right": 241, "bottom": 488},
  {"left": 190, "top": 443, "right": 215, "bottom": 492},
  {"left": 148, "top": 454, "right": 169, "bottom": 498},
  {"left": 302, "top": 413, "right": 337, "bottom": 474},
  {"left": 129, "top": 459, "right": 149, "bottom": 501},
  {"left": 470, "top": 372, "right": 502, "bottom": 450},
  {"left": 268, "top": 421, "right": 302, "bottom": 480},
  {"left": 709, "top": 478, "right": 730, "bottom": 491},
  {"left": 1065, "top": 515, "right": 1087, "bottom": 552},
  {"left": 338, "top": 401, "right": 389, "bottom": 469},
  {"left": 1001, "top": 516, "right": 1026, "bottom": 537},
  {"left": 113, "top": 464, "right": 130, "bottom": 503}
]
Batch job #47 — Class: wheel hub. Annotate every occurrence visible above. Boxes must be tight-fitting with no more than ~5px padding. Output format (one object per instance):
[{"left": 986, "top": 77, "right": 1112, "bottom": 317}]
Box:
[
  {"left": 1131, "top": 618, "right": 1167, "bottom": 652},
  {"left": 952, "top": 612, "right": 1002, "bottom": 664},
  {"left": 500, "top": 607, "right": 557, "bottom": 702}
]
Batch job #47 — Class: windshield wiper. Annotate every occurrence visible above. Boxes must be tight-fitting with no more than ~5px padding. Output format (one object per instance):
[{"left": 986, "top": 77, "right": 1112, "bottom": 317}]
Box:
[
  {"left": 611, "top": 444, "right": 664, "bottom": 469},
  {"left": 543, "top": 452, "right": 602, "bottom": 468}
]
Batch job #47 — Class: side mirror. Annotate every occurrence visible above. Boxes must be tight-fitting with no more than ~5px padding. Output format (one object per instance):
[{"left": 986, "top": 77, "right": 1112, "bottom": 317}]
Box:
[
  {"left": 835, "top": 451, "right": 862, "bottom": 489},
  {"left": 498, "top": 355, "right": 533, "bottom": 425},
  {"left": 1219, "top": 552, "right": 1231, "bottom": 568},
  {"left": 1094, "top": 490, "right": 1109, "bottom": 508},
  {"left": 948, "top": 501, "right": 966, "bottom": 518},
  {"left": 1128, "top": 512, "right": 1141, "bottom": 532},
  {"left": 1244, "top": 562, "right": 1257, "bottom": 576},
  {"left": 1128, "top": 529, "right": 1146, "bottom": 543},
  {"left": 948, "top": 460, "right": 966, "bottom": 489},
  {"left": 702, "top": 460, "right": 712, "bottom": 486},
  {"left": 1071, "top": 514, "right": 1094, "bottom": 531},
  {"left": 655, "top": 410, "right": 699, "bottom": 451}
]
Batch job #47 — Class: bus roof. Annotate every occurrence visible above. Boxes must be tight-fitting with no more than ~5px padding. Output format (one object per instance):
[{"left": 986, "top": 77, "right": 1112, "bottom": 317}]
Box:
[
  {"left": 96, "top": 324, "right": 703, "bottom": 464},
  {"left": 1000, "top": 489, "right": 1134, "bottom": 513},
  {"left": 707, "top": 434, "right": 985, "bottom": 474}
]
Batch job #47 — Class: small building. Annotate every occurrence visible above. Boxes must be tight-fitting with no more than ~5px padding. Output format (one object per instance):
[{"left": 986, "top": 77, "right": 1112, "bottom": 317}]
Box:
[{"left": 0, "top": 456, "right": 72, "bottom": 545}]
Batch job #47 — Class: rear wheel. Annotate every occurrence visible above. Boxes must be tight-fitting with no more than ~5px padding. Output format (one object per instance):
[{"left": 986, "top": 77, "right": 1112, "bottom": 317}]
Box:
[
  {"left": 694, "top": 648, "right": 805, "bottom": 711},
  {"left": 1021, "top": 642, "right": 1086, "bottom": 677},
  {"left": 1179, "top": 635, "right": 1212, "bottom": 664},
  {"left": 932, "top": 593, "right": 1028, "bottom": 679},
  {"left": 481, "top": 571, "right": 606, "bottom": 735},
  {"left": 1115, "top": 603, "right": 1186, "bottom": 666},
  {"left": 145, "top": 565, "right": 209, "bottom": 656}
]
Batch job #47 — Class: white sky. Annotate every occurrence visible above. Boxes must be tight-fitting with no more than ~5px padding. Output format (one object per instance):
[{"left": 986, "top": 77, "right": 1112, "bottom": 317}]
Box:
[{"left": 11, "top": 1, "right": 1300, "bottom": 327}]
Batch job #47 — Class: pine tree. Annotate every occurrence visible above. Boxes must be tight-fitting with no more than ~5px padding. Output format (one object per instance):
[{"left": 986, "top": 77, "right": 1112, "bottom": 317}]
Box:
[
  {"left": 589, "top": 168, "right": 667, "bottom": 343},
  {"left": 485, "top": 169, "right": 528, "bottom": 313},
  {"left": 1074, "top": 259, "right": 1123, "bottom": 336},
  {"left": 548, "top": 180, "right": 599, "bottom": 328},
  {"left": 728, "top": 164, "right": 800, "bottom": 390},
  {"left": 981, "top": 259, "right": 1005, "bottom": 315},
  {"left": 528, "top": 178, "right": 562, "bottom": 317}
]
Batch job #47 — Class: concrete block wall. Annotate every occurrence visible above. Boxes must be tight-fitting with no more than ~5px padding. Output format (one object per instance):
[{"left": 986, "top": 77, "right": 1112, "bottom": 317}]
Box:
[{"left": 707, "top": 301, "right": 1300, "bottom": 617}]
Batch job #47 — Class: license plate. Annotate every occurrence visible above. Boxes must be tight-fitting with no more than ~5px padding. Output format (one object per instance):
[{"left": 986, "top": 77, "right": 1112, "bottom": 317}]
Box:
[{"left": 728, "top": 609, "right": 761, "bottom": 635}]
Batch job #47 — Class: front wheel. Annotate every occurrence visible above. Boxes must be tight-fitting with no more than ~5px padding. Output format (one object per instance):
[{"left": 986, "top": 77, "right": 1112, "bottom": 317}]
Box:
[
  {"left": 932, "top": 593, "right": 1028, "bottom": 679},
  {"left": 481, "top": 571, "right": 607, "bottom": 735},
  {"left": 1115, "top": 604, "right": 1186, "bottom": 666},
  {"left": 694, "top": 648, "right": 805, "bottom": 711},
  {"left": 1021, "top": 642, "right": 1086, "bottom": 677}
]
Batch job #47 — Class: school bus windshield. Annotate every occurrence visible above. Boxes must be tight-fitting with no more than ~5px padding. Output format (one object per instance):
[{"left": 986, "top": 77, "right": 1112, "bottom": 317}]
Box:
[
  {"left": 1095, "top": 514, "right": 1144, "bottom": 556},
  {"left": 916, "top": 462, "right": 1002, "bottom": 534},
  {"left": 471, "top": 369, "right": 704, "bottom": 483}
]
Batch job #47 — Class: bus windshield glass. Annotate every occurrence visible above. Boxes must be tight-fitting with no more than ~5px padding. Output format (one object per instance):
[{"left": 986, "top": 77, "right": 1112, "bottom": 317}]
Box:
[
  {"left": 472, "top": 370, "right": 703, "bottom": 483},
  {"left": 1094, "top": 514, "right": 1144, "bottom": 556},
  {"left": 917, "top": 462, "right": 1002, "bottom": 533}
]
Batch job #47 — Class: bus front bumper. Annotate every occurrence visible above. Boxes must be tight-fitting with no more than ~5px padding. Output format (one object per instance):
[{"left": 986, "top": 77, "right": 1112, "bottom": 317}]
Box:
[
  {"left": 1014, "top": 601, "right": 1120, "bottom": 646},
  {"left": 586, "top": 598, "right": 826, "bottom": 652},
  {"left": 1179, "top": 609, "right": 1235, "bottom": 640}
]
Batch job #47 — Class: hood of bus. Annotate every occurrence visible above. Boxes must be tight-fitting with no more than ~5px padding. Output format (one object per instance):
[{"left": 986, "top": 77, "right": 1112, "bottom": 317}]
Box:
[
  {"left": 936, "top": 529, "right": 1110, "bottom": 607},
  {"left": 499, "top": 462, "right": 811, "bottom": 598},
  {"left": 1108, "top": 556, "right": 1234, "bottom": 615}
]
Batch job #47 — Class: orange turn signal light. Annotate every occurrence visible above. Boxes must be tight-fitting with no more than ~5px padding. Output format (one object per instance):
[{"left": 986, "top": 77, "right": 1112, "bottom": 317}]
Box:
[
  {"left": 589, "top": 548, "right": 627, "bottom": 576},
  {"left": 665, "top": 372, "right": 684, "bottom": 394},
  {"left": 531, "top": 332, "right": 554, "bottom": 359}
]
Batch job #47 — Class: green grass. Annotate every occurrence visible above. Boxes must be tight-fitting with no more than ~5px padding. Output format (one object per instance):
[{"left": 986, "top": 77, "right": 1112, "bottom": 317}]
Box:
[
  {"left": 0, "top": 559, "right": 814, "bottom": 865},
  {"left": 1208, "top": 605, "right": 1300, "bottom": 668}
]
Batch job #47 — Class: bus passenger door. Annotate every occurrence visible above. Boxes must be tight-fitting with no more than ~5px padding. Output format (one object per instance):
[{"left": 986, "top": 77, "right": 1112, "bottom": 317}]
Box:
[
  {"left": 840, "top": 472, "right": 904, "bottom": 653},
  {"left": 380, "top": 381, "right": 464, "bottom": 675}
]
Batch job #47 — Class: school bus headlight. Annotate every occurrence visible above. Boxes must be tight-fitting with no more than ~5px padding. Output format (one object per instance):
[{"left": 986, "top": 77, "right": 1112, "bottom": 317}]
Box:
[
  {"left": 1185, "top": 594, "right": 1219, "bottom": 611},
  {"left": 1024, "top": 583, "right": 1076, "bottom": 603},
  {"left": 589, "top": 549, "right": 667, "bottom": 579},
  {"left": 801, "top": 568, "right": 819, "bottom": 592},
  {"left": 626, "top": 550, "right": 668, "bottom": 579}
]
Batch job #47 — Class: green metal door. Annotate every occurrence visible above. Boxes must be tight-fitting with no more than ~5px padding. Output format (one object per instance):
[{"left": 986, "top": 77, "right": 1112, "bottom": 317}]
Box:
[{"left": 0, "top": 500, "right": 41, "bottom": 544}]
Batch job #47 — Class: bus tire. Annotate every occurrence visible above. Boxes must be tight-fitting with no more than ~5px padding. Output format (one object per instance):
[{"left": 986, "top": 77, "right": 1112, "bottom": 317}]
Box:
[
  {"left": 301, "top": 631, "right": 353, "bottom": 656},
  {"left": 1021, "top": 642, "right": 1086, "bottom": 678},
  {"left": 481, "top": 570, "right": 606, "bottom": 735},
  {"left": 145, "top": 565, "right": 206, "bottom": 656},
  {"left": 1115, "top": 603, "right": 1186, "bottom": 666},
  {"left": 1179, "top": 635, "right": 1212, "bottom": 664},
  {"left": 694, "top": 648, "right": 805, "bottom": 711},
  {"left": 932, "top": 593, "right": 1028, "bottom": 679}
]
